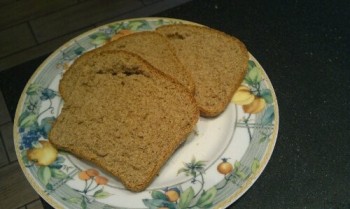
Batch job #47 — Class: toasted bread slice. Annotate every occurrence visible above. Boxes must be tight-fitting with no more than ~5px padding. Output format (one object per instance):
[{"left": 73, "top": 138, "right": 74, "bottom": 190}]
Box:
[
  {"left": 49, "top": 50, "right": 199, "bottom": 192},
  {"left": 59, "top": 31, "right": 195, "bottom": 102},
  {"left": 157, "top": 24, "right": 249, "bottom": 117}
]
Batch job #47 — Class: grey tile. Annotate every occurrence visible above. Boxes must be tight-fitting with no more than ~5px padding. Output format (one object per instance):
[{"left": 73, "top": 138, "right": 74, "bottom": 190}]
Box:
[
  {"left": 0, "top": 163, "right": 39, "bottom": 209},
  {"left": 0, "top": 0, "right": 193, "bottom": 71},
  {"left": 26, "top": 199, "right": 44, "bottom": 209},
  {"left": 30, "top": 0, "right": 143, "bottom": 43},
  {"left": 0, "top": 122, "right": 16, "bottom": 162},
  {"left": 103, "top": 0, "right": 192, "bottom": 23},
  {"left": 142, "top": 0, "right": 163, "bottom": 5},
  {"left": 0, "top": 91, "right": 11, "bottom": 125},
  {"left": 0, "top": 134, "right": 9, "bottom": 167},
  {"left": 0, "top": 0, "right": 14, "bottom": 7},
  {"left": 0, "top": 0, "right": 78, "bottom": 28},
  {"left": 0, "top": 27, "right": 93, "bottom": 72},
  {"left": 0, "top": 23, "right": 36, "bottom": 58}
]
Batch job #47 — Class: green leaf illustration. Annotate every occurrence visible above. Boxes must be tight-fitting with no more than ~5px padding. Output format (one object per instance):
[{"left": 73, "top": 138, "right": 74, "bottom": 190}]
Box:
[
  {"left": 91, "top": 36, "right": 109, "bottom": 45},
  {"left": 55, "top": 156, "right": 65, "bottom": 164},
  {"left": 127, "top": 21, "right": 144, "bottom": 30},
  {"left": 50, "top": 168, "right": 67, "bottom": 179},
  {"left": 39, "top": 116, "right": 56, "bottom": 139},
  {"left": 18, "top": 111, "right": 37, "bottom": 128},
  {"left": 108, "top": 23, "right": 125, "bottom": 32},
  {"left": 40, "top": 88, "right": 56, "bottom": 101},
  {"left": 89, "top": 32, "right": 105, "bottom": 39},
  {"left": 248, "top": 60, "right": 256, "bottom": 70},
  {"left": 261, "top": 105, "right": 275, "bottom": 125},
  {"left": 48, "top": 156, "right": 65, "bottom": 169},
  {"left": 62, "top": 197, "right": 82, "bottom": 204},
  {"left": 177, "top": 167, "right": 189, "bottom": 175},
  {"left": 151, "top": 190, "right": 167, "bottom": 200},
  {"left": 196, "top": 186, "right": 217, "bottom": 208},
  {"left": 143, "top": 199, "right": 175, "bottom": 209},
  {"left": 21, "top": 150, "right": 32, "bottom": 166},
  {"left": 74, "top": 46, "right": 85, "bottom": 55},
  {"left": 260, "top": 89, "right": 273, "bottom": 104},
  {"left": 247, "top": 66, "right": 262, "bottom": 84},
  {"left": 37, "top": 166, "right": 51, "bottom": 186},
  {"left": 26, "top": 83, "right": 42, "bottom": 96},
  {"left": 165, "top": 203, "right": 176, "bottom": 209},
  {"left": 194, "top": 160, "right": 206, "bottom": 167},
  {"left": 259, "top": 133, "right": 270, "bottom": 143},
  {"left": 94, "top": 189, "right": 112, "bottom": 199},
  {"left": 81, "top": 197, "right": 87, "bottom": 209},
  {"left": 234, "top": 161, "right": 241, "bottom": 169},
  {"left": 236, "top": 170, "right": 247, "bottom": 179},
  {"left": 90, "top": 34, "right": 109, "bottom": 45},
  {"left": 251, "top": 159, "right": 260, "bottom": 174},
  {"left": 155, "top": 19, "right": 164, "bottom": 26},
  {"left": 178, "top": 187, "right": 195, "bottom": 209},
  {"left": 46, "top": 183, "right": 53, "bottom": 190},
  {"left": 178, "top": 157, "right": 206, "bottom": 177},
  {"left": 244, "top": 77, "right": 254, "bottom": 86}
]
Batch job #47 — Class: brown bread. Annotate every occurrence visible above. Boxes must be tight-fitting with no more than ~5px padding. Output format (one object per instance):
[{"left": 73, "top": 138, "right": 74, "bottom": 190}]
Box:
[
  {"left": 49, "top": 50, "right": 199, "bottom": 192},
  {"left": 157, "top": 24, "right": 249, "bottom": 117},
  {"left": 59, "top": 31, "right": 195, "bottom": 102}
]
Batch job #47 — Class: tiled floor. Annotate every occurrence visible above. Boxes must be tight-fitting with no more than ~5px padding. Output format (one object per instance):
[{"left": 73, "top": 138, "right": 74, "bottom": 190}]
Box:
[
  {"left": 0, "top": 0, "right": 191, "bottom": 208},
  {"left": 0, "top": 0, "right": 191, "bottom": 72}
]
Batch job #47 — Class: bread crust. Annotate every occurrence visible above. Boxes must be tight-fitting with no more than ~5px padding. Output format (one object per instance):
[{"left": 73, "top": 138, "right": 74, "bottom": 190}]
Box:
[{"left": 157, "top": 24, "right": 249, "bottom": 117}]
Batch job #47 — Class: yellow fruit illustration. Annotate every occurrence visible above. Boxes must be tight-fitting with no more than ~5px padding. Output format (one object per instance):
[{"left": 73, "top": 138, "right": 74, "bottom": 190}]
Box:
[
  {"left": 27, "top": 141, "right": 58, "bottom": 166},
  {"left": 243, "top": 97, "right": 266, "bottom": 114},
  {"left": 232, "top": 85, "right": 255, "bottom": 105},
  {"left": 165, "top": 190, "right": 180, "bottom": 202}
]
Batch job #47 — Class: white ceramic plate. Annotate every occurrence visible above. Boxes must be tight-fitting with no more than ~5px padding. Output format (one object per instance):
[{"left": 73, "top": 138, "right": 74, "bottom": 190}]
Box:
[{"left": 14, "top": 17, "right": 279, "bottom": 209}]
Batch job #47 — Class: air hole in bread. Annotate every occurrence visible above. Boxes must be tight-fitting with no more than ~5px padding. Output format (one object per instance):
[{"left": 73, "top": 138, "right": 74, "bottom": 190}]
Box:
[
  {"left": 124, "top": 70, "right": 141, "bottom": 76},
  {"left": 166, "top": 32, "right": 185, "bottom": 40},
  {"left": 122, "top": 66, "right": 144, "bottom": 77}
]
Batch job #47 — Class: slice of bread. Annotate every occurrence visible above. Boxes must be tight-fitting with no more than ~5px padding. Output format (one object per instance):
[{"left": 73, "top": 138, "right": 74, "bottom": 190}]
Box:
[
  {"left": 58, "top": 47, "right": 106, "bottom": 103},
  {"left": 59, "top": 31, "right": 195, "bottom": 102},
  {"left": 157, "top": 24, "right": 249, "bottom": 117},
  {"left": 49, "top": 50, "right": 199, "bottom": 192},
  {"left": 102, "top": 31, "right": 195, "bottom": 93}
]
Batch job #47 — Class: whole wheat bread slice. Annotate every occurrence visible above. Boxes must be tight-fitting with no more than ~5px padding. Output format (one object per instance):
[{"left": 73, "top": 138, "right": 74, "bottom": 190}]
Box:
[
  {"left": 102, "top": 31, "right": 195, "bottom": 93},
  {"left": 157, "top": 24, "right": 249, "bottom": 117},
  {"left": 59, "top": 31, "right": 195, "bottom": 102},
  {"left": 49, "top": 50, "right": 199, "bottom": 192},
  {"left": 58, "top": 46, "right": 106, "bottom": 103}
]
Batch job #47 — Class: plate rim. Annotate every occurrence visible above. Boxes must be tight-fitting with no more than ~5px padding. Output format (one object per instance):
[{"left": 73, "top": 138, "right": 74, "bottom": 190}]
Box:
[
  {"left": 13, "top": 17, "right": 279, "bottom": 209},
  {"left": 215, "top": 54, "right": 279, "bottom": 208}
]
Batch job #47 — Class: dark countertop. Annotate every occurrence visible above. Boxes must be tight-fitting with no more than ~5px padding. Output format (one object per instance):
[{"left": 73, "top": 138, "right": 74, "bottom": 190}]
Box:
[{"left": 1, "top": 0, "right": 349, "bottom": 208}]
